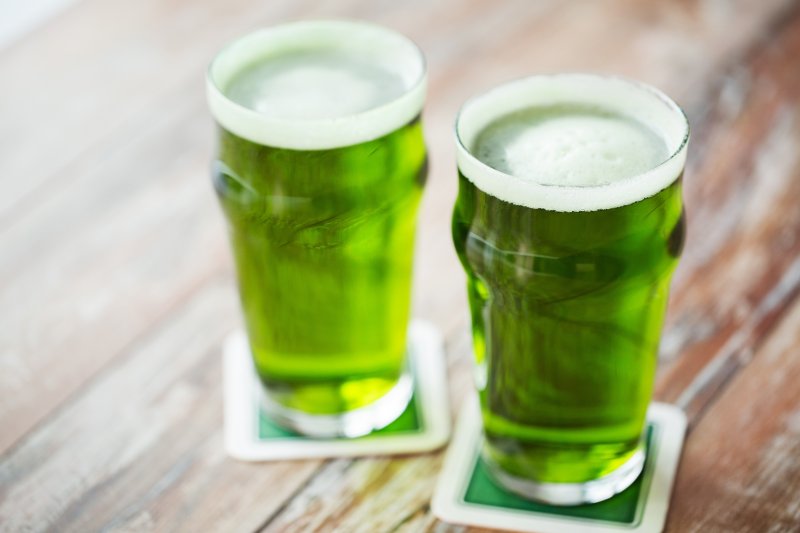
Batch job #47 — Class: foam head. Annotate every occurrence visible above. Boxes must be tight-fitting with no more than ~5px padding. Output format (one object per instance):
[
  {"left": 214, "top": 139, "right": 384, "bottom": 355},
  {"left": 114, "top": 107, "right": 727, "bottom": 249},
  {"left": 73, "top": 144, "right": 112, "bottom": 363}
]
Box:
[
  {"left": 456, "top": 75, "right": 689, "bottom": 212},
  {"left": 207, "top": 21, "right": 426, "bottom": 150},
  {"left": 225, "top": 50, "right": 406, "bottom": 120}
]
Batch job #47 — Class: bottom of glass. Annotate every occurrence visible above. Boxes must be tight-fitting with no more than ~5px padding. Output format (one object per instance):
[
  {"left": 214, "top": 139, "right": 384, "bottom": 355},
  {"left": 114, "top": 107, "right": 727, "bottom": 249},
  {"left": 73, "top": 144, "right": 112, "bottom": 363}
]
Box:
[
  {"left": 483, "top": 441, "right": 646, "bottom": 506},
  {"left": 259, "top": 370, "right": 414, "bottom": 438}
]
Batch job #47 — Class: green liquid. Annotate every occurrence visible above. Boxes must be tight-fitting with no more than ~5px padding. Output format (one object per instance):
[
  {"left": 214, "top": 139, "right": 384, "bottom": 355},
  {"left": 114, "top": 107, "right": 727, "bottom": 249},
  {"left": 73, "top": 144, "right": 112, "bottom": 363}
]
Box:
[
  {"left": 453, "top": 104, "right": 685, "bottom": 483},
  {"left": 453, "top": 176, "right": 684, "bottom": 482},
  {"left": 214, "top": 121, "right": 426, "bottom": 414}
]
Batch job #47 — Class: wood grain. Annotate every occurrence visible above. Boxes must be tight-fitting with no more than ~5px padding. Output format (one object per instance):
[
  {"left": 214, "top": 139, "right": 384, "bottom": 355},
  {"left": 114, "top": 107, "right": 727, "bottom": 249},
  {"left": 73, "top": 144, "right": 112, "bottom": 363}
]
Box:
[
  {"left": 655, "top": 4, "right": 800, "bottom": 419},
  {"left": 667, "top": 299, "right": 800, "bottom": 532},
  {"left": 0, "top": 281, "right": 322, "bottom": 532},
  {"left": 1, "top": 0, "right": 799, "bottom": 531},
  {"left": 0, "top": 91, "right": 228, "bottom": 455}
]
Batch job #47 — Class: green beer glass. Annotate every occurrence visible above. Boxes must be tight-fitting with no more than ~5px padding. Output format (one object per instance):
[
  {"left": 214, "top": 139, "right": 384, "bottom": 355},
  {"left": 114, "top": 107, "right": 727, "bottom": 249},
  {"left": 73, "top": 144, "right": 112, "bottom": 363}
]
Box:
[
  {"left": 207, "top": 21, "right": 427, "bottom": 437},
  {"left": 452, "top": 75, "right": 689, "bottom": 504}
]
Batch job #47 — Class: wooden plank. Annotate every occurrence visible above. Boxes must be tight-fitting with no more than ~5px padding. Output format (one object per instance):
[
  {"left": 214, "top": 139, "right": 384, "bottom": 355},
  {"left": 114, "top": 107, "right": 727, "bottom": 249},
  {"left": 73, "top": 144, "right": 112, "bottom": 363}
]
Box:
[
  {"left": 667, "top": 298, "right": 800, "bottom": 531},
  {"left": 260, "top": 456, "right": 443, "bottom": 532},
  {"left": 0, "top": 89, "right": 229, "bottom": 455},
  {"left": 654, "top": 5, "right": 800, "bottom": 420},
  {"left": 0, "top": 280, "right": 322, "bottom": 532}
]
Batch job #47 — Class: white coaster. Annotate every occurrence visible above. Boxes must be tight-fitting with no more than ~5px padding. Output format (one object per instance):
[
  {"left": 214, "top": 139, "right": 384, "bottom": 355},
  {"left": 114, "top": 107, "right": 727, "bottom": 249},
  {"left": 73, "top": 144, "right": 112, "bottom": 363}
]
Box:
[
  {"left": 432, "top": 397, "right": 687, "bottom": 533},
  {"left": 223, "top": 320, "right": 451, "bottom": 461}
]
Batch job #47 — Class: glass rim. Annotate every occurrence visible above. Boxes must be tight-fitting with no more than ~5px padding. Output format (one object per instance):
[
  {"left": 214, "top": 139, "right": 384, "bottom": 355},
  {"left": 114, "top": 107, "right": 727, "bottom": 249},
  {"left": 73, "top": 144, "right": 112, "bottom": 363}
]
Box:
[
  {"left": 207, "top": 20, "right": 427, "bottom": 151},
  {"left": 454, "top": 73, "right": 690, "bottom": 212}
]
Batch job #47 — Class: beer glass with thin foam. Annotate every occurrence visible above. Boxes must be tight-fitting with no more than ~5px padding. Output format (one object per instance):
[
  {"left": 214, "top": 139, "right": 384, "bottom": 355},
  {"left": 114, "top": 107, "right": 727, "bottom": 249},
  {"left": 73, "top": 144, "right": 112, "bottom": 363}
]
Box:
[
  {"left": 207, "top": 21, "right": 427, "bottom": 437},
  {"left": 452, "top": 74, "right": 689, "bottom": 504}
]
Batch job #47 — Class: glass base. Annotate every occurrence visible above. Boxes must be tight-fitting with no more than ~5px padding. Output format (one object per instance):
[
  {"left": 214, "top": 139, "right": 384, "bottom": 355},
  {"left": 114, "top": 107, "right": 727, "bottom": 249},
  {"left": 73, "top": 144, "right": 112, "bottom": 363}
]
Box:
[
  {"left": 483, "top": 442, "right": 646, "bottom": 506},
  {"left": 259, "top": 371, "right": 414, "bottom": 438}
]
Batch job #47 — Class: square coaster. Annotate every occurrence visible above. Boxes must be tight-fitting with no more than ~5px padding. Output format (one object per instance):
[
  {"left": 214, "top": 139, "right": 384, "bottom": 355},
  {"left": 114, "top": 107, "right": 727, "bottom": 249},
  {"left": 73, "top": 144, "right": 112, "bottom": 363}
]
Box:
[
  {"left": 432, "top": 397, "right": 687, "bottom": 533},
  {"left": 223, "top": 320, "right": 451, "bottom": 461}
]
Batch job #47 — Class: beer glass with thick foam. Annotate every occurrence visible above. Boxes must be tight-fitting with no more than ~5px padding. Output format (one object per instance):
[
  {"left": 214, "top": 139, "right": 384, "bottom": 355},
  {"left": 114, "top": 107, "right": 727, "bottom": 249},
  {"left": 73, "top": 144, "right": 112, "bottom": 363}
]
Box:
[
  {"left": 207, "top": 21, "right": 427, "bottom": 437},
  {"left": 452, "top": 75, "right": 689, "bottom": 504}
]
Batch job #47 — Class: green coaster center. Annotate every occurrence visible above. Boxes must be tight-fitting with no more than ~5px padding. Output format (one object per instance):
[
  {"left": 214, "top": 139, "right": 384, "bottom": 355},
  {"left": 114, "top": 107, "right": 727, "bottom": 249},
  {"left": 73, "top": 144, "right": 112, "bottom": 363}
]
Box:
[
  {"left": 463, "top": 424, "right": 657, "bottom": 526},
  {"left": 258, "top": 390, "right": 423, "bottom": 440}
]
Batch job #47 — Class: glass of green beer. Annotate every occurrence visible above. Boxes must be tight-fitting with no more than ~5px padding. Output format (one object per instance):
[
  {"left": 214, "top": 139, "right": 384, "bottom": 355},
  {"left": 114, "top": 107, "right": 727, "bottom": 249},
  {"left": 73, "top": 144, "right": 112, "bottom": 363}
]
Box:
[
  {"left": 207, "top": 21, "right": 427, "bottom": 437},
  {"left": 452, "top": 74, "right": 689, "bottom": 504}
]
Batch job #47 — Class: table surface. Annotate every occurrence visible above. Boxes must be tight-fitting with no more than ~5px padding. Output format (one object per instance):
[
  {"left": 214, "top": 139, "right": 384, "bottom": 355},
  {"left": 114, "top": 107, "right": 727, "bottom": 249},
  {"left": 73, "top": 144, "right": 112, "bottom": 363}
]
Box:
[{"left": 1, "top": 0, "right": 800, "bottom": 531}]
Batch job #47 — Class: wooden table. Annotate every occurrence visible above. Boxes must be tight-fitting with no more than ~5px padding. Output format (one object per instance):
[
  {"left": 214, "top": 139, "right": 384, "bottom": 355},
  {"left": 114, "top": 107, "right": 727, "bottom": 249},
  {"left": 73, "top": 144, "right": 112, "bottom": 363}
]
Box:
[{"left": 2, "top": 0, "right": 799, "bottom": 531}]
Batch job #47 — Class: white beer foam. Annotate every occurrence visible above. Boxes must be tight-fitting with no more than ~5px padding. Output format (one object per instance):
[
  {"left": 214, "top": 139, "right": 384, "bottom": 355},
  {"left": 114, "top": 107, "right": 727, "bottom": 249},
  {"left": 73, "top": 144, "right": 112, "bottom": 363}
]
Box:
[
  {"left": 456, "top": 75, "right": 690, "bottom": 212},
  {"left": 225, "top": 51, "right": 407, "bottom": 121},
  {"left": 207, "top": 21, "right": 426, "bottom": 150},
  {"left": 473, "top": 106, "right": 668, "bottom": 187}
]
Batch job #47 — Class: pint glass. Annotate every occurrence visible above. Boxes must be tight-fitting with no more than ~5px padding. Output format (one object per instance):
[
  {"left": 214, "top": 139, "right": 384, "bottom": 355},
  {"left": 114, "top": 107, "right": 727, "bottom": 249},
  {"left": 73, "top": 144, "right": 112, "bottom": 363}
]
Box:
[
  {"left": 452, "top": 74, "right": 689, "bottom": 504},
  {"left": 207, "top": 21, "right": 427, "bottom": 437}
]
